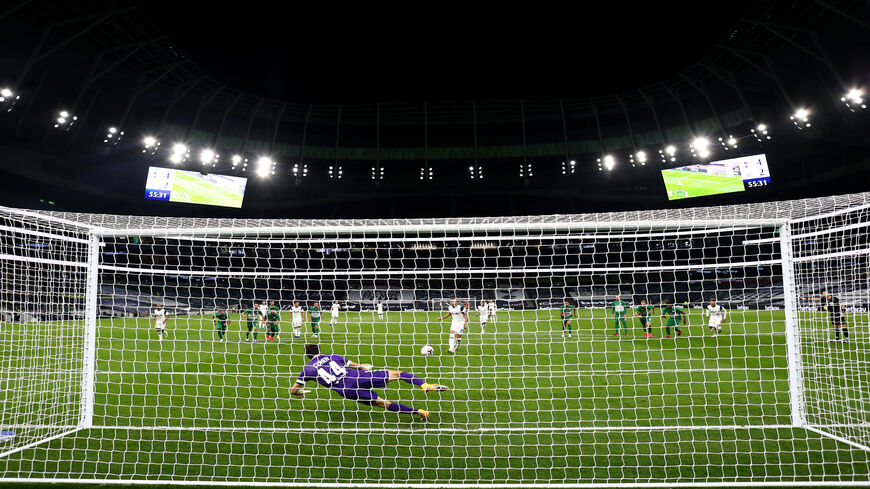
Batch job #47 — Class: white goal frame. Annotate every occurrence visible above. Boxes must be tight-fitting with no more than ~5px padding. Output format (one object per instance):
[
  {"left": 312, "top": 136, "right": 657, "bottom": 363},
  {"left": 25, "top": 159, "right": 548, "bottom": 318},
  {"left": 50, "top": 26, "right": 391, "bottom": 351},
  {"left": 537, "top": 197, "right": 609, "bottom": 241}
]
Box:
[{"left": 1, "top": 193, "right": 870, "bottom": 486}]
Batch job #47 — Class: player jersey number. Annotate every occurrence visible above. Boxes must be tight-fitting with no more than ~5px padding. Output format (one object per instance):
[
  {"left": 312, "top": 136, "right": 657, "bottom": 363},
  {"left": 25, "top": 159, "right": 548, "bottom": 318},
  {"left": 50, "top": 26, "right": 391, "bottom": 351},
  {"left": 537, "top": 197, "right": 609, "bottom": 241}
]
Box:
[{"left": 316, "top": 361, "right": 348, "bottom": 385}]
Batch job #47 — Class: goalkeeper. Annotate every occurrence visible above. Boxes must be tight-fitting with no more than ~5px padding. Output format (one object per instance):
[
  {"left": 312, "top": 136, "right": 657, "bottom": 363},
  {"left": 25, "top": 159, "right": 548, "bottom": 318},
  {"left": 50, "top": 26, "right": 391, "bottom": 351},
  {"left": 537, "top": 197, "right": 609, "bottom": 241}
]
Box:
[
  {"left": 290, "top": 344, "right": 448, "bottom": 421},
  {"left": 611, "top": 295, "right": 629, "bottom": 336},
  {"left": 661, "top": 301, "right": 687, "bottom": 338}
]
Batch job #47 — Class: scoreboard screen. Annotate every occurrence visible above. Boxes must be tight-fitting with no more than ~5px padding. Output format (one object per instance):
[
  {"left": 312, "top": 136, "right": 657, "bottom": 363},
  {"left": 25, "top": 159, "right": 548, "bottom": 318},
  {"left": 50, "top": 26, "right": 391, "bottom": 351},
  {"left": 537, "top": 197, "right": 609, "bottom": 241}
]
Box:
[
  {"left": 662, "top": 153, "right": 772, "bottom": 200},
  {"left": 144, "top": 167, "right": 247, "bottom": 208}
]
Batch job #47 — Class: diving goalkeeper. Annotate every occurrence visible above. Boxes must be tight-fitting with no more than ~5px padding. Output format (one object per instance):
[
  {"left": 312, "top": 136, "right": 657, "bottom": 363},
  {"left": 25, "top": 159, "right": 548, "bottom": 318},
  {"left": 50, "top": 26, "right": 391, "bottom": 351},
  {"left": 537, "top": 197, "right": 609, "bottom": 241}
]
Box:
[{"left": 290, "top": 344, "right": 449, "bottom": 421}]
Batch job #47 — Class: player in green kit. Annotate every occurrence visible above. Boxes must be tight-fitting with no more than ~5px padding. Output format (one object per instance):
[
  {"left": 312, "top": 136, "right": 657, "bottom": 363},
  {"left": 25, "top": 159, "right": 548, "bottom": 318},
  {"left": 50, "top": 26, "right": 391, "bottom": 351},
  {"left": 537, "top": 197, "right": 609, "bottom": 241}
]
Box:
[
  {"left": 267, "top": 300, "right": 281, "bottom": 341},
  {"left": 634, "top": 299, "right": 655, "bottom": 338},
  {"left": 213, "top": 308, "right": 230, "bottom": 343},
  {"left": 611, "top": 295, "right": 629, "bottom": 336},
  {"left": 266, "top": 308, "right": 280, "bottom": 342},
  {"left": 558, "top": 300, "right": 576, "bottom": 337},
  {"left": 242, "top": 301, "right": 259, "bottom": 342},
  {"left": 309, "top": 302, "right": 323, "bottom": 338},
  {"left": 661, "top": 301, "right": 687, "bottom": 338}
]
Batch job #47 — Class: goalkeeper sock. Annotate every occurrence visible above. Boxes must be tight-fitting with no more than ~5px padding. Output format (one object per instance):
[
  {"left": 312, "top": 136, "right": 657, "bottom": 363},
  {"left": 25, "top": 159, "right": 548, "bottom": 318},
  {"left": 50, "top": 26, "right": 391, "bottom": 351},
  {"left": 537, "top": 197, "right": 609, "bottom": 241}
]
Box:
[
  {"left": 399, "top": 371, "right": 426, "bottom": 386},
  {"left": 843, "top": 327, "right": 849, "bottom": 339},
  {"left": 835, "top": 328, "right": 841, "bottom": 340},
  {"left": 448, "top": 335, "right": 456, "bottom": 350},
  {"left": 253, "top": 331, "right": 258, "bottom": 340},
  {"left": 386, "top": 401, "right": 416, "bottom": 414},
  {"left": 665, "top": 327, "right": 671, "bottom": 336}
]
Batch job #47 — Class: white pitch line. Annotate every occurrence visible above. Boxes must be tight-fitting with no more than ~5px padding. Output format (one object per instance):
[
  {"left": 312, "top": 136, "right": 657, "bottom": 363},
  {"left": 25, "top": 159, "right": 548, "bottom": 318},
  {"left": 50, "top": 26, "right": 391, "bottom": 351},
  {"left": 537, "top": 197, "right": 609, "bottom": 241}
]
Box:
[
  {"left": 86, "top": 423, "right": 798, "bottom": 434},
  {"left": 92, "top": 367, "right": 783, "bottom": 376}
]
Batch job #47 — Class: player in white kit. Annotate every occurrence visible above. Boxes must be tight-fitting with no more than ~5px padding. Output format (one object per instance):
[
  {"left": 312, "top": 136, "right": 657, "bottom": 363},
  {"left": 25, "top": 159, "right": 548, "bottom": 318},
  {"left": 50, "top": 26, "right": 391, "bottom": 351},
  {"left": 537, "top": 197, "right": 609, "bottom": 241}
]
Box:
[
  {"left": 476, "top": 300, "right": 490, "bottom": 333},
  {"left": 705, "top": 298, "right": 727, "bottom": 336},
  {"left": 488, "top": 300, "right": 497, "bottom": 324},
  {"left": 439, "top": 298, "right": 468, "bottom": 353},
  {"left": 152, "top": 303, "right": 168, "bottom": 341},
  {"left": 329, "top": 300, "right": 341, "bottom": 326},
  {"left": 257, "top": 300, "right": 268, "bottom": 332},
  {"left": 376, "top": 301, "right": 384, "bottom": 320},
  {"left": 291, "top": 301, "right": 304, "bottom": 338}
]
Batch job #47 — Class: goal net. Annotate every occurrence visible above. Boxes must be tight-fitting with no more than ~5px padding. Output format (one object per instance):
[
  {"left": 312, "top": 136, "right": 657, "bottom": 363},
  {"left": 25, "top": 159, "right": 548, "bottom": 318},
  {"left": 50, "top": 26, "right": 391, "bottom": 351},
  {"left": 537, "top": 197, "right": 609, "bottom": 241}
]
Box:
[{"left": 0, "top": 193, "right": 868, "bottom": 485}]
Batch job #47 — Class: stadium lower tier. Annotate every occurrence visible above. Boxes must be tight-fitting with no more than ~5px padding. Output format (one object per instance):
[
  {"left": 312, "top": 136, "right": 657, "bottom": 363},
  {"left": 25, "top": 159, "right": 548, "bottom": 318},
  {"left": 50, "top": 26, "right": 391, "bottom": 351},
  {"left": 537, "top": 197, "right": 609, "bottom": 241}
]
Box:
[{"left": 1, "top": 309, "right": 867, "bottom": 484}]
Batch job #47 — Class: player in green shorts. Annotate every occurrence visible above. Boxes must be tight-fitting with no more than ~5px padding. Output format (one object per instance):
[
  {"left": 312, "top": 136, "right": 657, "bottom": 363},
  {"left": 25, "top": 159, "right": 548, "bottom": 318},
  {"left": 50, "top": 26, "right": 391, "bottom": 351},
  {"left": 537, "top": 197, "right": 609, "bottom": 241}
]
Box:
[
  {"left": 634, "top": 300, "right": 655, "bottom": 338},
  {"left": 611, "top": 295, "right": 629, "bottom": 336},
  {"left": 213, "top": 309, "right": 230, "bottom": 343},
  {"left": 558, "top": 300, "right": 576, "bottom": 337},
  {"left": 242, "top": 302, "right": 259, "bottom": 342},
  {"left": 266, "top": 309, "right": 280, "bottom": 342},
  {"left": 309, "top": 302, "right": 322, "bottom": 338},
  {"left": 661, "top": 302, "right": 687, "bottom": 338}
]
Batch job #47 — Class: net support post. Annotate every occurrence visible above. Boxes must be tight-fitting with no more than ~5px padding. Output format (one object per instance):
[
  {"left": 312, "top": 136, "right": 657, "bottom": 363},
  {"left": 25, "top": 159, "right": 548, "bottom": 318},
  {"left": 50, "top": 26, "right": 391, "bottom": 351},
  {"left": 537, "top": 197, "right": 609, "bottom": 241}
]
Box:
[
  {"left": 79, "top": 232, "right": 100, "bottom": 429},
  {"left": 779, "top": 222, "right": 806, "bottom": 427}
]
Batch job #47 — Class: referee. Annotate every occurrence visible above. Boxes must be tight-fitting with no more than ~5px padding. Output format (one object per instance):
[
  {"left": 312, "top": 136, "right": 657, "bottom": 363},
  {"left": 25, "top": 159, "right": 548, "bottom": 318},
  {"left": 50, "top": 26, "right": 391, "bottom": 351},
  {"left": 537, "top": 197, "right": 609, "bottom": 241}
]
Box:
[{"left": 803, "top": 290, "right": 849, "bottom": 343}]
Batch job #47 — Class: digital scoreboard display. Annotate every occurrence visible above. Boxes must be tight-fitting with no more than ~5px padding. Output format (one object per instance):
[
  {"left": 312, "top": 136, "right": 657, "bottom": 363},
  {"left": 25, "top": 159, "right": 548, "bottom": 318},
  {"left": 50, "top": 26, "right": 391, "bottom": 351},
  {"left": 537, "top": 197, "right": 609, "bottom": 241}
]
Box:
[
  {"left": 662, "top": 153, "right": 771, "bottom": 200},
  {"left": 144, "top": 167, "right": 247, "bottom": 208}
]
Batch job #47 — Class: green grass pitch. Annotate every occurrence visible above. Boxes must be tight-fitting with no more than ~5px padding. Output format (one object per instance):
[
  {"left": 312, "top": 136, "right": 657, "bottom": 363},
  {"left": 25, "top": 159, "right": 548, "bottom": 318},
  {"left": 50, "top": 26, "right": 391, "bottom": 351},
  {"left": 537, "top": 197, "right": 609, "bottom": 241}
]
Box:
[
  {"left": 662, "top": 170, "right": 747, "bottom": 200},
  {"left": 0, "top": 308, "right": 868, "bottom": 484}
]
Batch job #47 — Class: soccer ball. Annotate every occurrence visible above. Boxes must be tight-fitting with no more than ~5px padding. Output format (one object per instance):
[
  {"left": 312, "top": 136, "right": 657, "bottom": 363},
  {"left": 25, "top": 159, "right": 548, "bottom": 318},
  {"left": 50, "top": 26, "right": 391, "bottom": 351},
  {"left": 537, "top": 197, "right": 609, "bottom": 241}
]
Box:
[{"left": 420, "top": 345, "right": 434, "bottom": 356}]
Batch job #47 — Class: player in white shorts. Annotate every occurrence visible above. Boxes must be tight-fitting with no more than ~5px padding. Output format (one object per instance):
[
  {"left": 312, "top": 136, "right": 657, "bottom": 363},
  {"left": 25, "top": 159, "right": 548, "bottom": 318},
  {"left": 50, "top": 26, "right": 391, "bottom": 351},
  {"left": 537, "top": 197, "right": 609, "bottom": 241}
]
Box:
[
  {"left": 488, "top": 300, "right": 497, "bottom": 323},
  {"left": 291, "top": 301, "right": 304, "bottom": 338},
  {"left": 376, "top": 301, "right": 384, "bottom": 320},
  {"left": 705, "top": 298, "right": 727, "bottom": 336},
  {"left": 152, "top": 303, "right": 168, "bottom": 341},
  {"left": 257, "top": 300, "right": 268, "bottom": 331},
  {"left": 329, "top": 300, "right": 340, "bottom": 326},
  {"left": 476, "top": 300, "right": 490, "bottom": 333},
  {"left": 439, "top": 298, "right": 468, "bottom": 353}
]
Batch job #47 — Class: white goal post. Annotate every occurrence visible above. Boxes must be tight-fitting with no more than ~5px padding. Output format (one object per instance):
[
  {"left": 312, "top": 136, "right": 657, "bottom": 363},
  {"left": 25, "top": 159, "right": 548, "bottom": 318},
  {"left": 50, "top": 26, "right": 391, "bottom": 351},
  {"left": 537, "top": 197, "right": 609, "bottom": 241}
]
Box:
[{"left": 0, "top": 192, "right": 868, "bottom": 485}]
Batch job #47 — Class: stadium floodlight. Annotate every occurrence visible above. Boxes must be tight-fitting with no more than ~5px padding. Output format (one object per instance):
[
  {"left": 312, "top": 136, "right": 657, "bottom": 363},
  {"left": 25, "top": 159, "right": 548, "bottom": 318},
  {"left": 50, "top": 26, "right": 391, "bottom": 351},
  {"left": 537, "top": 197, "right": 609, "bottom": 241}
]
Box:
[
  {"left": 54, "top": 110, "right": 77, "bottom": 129},
  {"left": 199, "top": 149, "right": 215, "bottom": 165},
  {"left": 143, "top": 136, "right": 158, "bottom": 148},
  {"left": 841, "top": 88, "right": 866, "bottom": 110},
  {"left": 172, "top": 143, "right": 187, "bottom": 155},
  {"left": 103, "top": 127, "right": 124, "bottom": 145},
  {"left": 636, "top": 151, "right": 647, "bottom": 164},
  {"left": 256, "top": 156, "right": 273, "bottom": 175},
  {"left": 169, "top": 153, "right": 183, "bottom": 164},
  {"left": 0, "top": 88, "right": 11, "bottom": 98},
  {"left": 231, "top": 155, "right": 242, "bottom": 166},
  {"left": 790, "top": 108, "right": 812, "bottom": 128},
  {"left": 597, "top": 154, "right": 616, "bottom": 171},
  {"left": 690, "top": 138, "right": 711, "bottom": 159}
]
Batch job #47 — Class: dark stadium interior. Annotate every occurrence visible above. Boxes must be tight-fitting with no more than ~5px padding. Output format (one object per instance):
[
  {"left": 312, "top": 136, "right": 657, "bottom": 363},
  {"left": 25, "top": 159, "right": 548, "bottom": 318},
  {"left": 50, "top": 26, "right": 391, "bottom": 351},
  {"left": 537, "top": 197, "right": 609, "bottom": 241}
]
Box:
[{"left": 0, "top": 0, "right": 869, "bottom": 219}]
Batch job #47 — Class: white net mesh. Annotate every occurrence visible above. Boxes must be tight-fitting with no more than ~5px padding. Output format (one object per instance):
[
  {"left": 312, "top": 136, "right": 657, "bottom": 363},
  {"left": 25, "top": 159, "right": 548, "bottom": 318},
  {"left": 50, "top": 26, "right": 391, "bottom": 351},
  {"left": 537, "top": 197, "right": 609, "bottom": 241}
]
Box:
[{"left": 0, "top": 192, "right": 868, "bottom": 485}]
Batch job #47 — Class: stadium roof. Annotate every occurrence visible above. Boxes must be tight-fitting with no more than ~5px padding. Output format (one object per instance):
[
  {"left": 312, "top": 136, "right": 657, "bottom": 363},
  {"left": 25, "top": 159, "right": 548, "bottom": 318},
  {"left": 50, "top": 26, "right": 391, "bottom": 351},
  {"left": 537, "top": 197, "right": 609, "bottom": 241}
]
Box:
[{"left": 0, "top": 0, "right": 868, "bottom": 218}]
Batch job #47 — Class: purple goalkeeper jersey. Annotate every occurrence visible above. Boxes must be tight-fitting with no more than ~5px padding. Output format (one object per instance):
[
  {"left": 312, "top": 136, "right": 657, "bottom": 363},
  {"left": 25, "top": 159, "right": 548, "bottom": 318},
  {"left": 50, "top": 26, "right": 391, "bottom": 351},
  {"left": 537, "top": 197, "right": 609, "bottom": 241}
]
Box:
[{"left": 297, "top": 354, "right": 361, "bottom": 389}]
